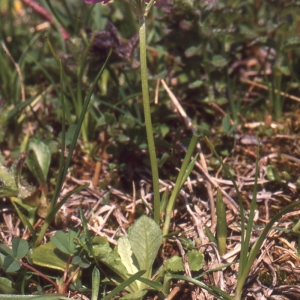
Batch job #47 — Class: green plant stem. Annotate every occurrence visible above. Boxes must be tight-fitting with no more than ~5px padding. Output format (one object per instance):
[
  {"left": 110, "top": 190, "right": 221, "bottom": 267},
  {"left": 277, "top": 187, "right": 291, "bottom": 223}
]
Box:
[
  {"left": 162, "top": 136, "right": 199, "bottom": 239},
  {"left": 139, "top": 17, "right": 160, "bottom": 224}
]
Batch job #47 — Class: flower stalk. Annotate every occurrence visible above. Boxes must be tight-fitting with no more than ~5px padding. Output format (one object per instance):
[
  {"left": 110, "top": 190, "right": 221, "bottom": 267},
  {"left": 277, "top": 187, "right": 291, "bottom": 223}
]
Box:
[{"left": 139, "top": 16, "right": 160, "bottom": 224}]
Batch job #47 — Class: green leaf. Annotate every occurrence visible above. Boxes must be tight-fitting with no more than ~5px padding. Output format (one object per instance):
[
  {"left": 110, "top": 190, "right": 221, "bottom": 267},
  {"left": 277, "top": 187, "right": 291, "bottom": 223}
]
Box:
[
  {"left": 120, "top": 290, "right": 147, "bottom": 300},
  {"left": 91, "top": 267, "right": 100, "bottom": 300},
  {"left": 211, "top": 55, "right": 228, "bottom": 68},
  {"left": 0, "top": 277, "right": 17, "bottom": 294},
  {"left": 128, "top": 215, "right": 162, "bottom": 279},
  {"left": 12, "top": 238, "right": 29, "bottom": 259},
  {"left": 26, "top": 139, "right": 51, "bottom": 183},
  {"left": 58, "top": 124, "right": 76, "bottom": 146},
  {"left": 93, "top": 243, "right": 134, "bottom": 291},
  {"left": 282, "top": 37, "right": 300, "bottom": 51},
  {"left": 3, "top": 256, "right": 20, "bottom": 273},
  {"left": 30, "top": 241, "right": 73, "bottom": 272},
  {"left": 118, "top": 237, "right": 139, "bottom": 276},
  {"left": 0, "top": 244, "right": 14, "bottom": 257},
  {"left": 50, "top": 230, "right": 78, "bottom": 255},
  {"left": 216, "top": 189, "right": 227, "bottom": 256},
  {"left": 101, "top": 270, "right": 146, "bottom": 300},
  {"left": 186, "top": 250, "right": 204, "bottom": 271},
  {"left": 222, "top": 115, "right": 231, "bottom": 134},
  {"left": 136, "top": 277, "right": 163, "bottom": 291},
  {"left": 164, "top": 256, "right": 184, "bottom": 272}
]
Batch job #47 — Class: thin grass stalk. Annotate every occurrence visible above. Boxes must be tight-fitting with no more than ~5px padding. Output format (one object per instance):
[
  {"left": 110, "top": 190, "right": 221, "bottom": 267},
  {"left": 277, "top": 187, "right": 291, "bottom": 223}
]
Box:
[
  {"left": 162, "top": 135, "right": 199, "bottom": 238},
  {"left": 76, "top": 33, "right": 96, "bottom": 146},
  {"left": 216, "top": 188, "right": 227, "bottom": 255},
  {"left": 139, "top": 16, "right": 160, "bottom": 224},
  {"left": 167, "top": 274, "right": 234, "bottom": 300},
  {"left": 205, "top": 138, "right": 246, "bottom": 262}
]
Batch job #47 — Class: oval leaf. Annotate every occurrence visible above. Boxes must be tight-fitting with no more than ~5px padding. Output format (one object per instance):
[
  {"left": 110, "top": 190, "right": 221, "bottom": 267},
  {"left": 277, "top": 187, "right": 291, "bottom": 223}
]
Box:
[
  {"left": 12, "top": 237, "right": 29, "bottom": 259},
  {"left": 128, "top": 216, "right": 162, "bottom": 279},
  {"left": 27, "top": 139, "right": 51, "bottom": 183}
]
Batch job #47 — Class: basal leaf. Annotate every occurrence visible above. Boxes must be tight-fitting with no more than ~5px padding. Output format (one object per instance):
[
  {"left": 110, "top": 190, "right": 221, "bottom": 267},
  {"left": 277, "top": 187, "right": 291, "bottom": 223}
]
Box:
[
  {"left": 30, "top": 241, "right": 72, "bottom": 272},
  {"left": 128, "top": 215, "right": 162, "bottom": 279},
  {"left": 118, "top": 237, "right": 139, "bottom": 275},
  {"left": 27, "top": 139, "right": 51, "bottom": 183}
]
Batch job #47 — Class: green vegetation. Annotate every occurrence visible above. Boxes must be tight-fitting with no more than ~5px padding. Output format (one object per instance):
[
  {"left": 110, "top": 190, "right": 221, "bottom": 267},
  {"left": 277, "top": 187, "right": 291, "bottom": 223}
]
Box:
[{"left": 1, "top": 0, "right": 300, "bottom": 299}]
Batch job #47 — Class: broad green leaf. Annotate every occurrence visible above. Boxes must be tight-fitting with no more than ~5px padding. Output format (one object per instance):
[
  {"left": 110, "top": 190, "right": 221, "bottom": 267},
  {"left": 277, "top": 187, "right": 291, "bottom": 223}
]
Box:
[
  {"left": 27, "top": 139, "right": 50, "bottom": 182},
  {"left": 3, "top": 255, "right": 20, "bottom": 273},
  {"left": 211, "top": 55, "right": 228, "bottom": 68},
  {"left": 0, "top": 277, "right": 17, "bottom": 294},
  {"left": 164, "top": 256, "right": 184, "bottom": 272},
  {"left": 128, "top": 215, "right": 162, "bottom": 279},
  {"left": 164, "top": 250, "right": 204, "bottom": 272},
  {"left": 50, "top": 230, "right": 77, "bottom": 255},
  {"left": 12, "top": 238, "right": 29, "bottom": 259},
  {"left": 30, "top": 241, "right": 72, "bottom": 272},
  {"left": 26, "top": 150, "right": 47, "bottom": 186},
  {"left": 186, "top": 250, "right": 204, "bottom": 271},
  {"left": 93, "top": 244, "right": 133, "bottom": 290},
  {"left": 0, "top": 244, "right": 14, "bottom": 257},
  {"left": 0, "top": 165, "right": 16, "bottom": 188},
  {"left": 118, "top": 237, "right": 139, "bottom": 275}
]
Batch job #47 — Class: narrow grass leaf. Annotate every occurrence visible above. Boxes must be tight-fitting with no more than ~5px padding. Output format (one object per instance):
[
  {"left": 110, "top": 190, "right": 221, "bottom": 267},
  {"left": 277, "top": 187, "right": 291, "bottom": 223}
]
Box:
[
  {"left": 101, "top": 270, "right": 146, "bottom": 300},
  {"left": 166, "top": 274, "right": 234, "bottom": 300},
  {"left": 216, "top": 189, "right": 227, "bottom": 255},
  {"left": 235, "top": 199, "right": 300, "bottom": 299}
]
